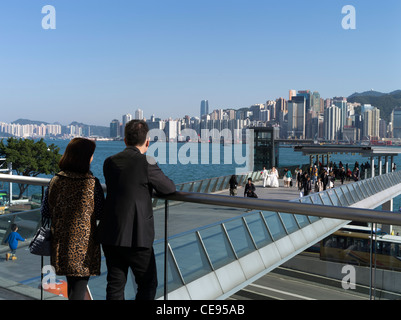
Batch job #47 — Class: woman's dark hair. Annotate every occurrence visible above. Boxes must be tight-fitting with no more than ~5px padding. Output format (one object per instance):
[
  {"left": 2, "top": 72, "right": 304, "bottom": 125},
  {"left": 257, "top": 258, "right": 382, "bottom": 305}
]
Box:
[
  {"left": 59, "top": 138, "right": 96, "bottom": 173},
  {"left": 125, "top": 120, "right": 149, "bottom": 146}
]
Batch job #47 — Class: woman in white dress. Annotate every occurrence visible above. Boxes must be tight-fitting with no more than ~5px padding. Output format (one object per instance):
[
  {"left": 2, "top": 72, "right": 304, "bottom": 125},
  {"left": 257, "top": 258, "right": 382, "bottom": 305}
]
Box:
[{"left": 270, "top": 167, "right": 279, "bottom": 188}]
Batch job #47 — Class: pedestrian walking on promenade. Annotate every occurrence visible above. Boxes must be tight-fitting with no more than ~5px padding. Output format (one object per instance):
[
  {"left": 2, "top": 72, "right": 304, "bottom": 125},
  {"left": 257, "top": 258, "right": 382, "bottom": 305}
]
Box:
[
  {"left": 229, "top": 174, "right": 238, "bottom": 196},
  {"left": 283, "top": 168, "right": 292, "bottom": 188}
]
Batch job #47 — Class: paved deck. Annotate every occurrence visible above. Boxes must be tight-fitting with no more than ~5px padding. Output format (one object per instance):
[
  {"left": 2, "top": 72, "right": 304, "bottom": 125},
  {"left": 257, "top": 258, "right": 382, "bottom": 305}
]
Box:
[{"left": 0, "top": 178, "right": 343, "bottom": 300}]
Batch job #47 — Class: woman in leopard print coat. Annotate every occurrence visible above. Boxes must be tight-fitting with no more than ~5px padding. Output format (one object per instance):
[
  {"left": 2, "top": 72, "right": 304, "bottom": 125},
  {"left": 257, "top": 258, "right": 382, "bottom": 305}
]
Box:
[{"left": 41, "top": 138, "right": 104, "bottom": 300}]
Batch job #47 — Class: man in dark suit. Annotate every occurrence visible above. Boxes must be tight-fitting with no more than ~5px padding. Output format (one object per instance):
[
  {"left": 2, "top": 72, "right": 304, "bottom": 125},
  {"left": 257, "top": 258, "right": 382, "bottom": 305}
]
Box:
[{"left": 98, "top": 120, "right": 176, "bottom": 300}]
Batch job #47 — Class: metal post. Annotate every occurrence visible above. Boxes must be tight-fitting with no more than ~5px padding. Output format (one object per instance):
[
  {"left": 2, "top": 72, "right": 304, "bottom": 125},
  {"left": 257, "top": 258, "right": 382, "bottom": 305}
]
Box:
[
  {"left": 41, "top": 185, "right": 44, "bottom": 300},
  {"left": 164, "top": 199, "right": 169, "bottom": 300},
  {"left": 8, "top": 162, "right": 12, "bottom": 205},
  {"left": 369, "top": 223, "right": 373, "bottom": 300}
]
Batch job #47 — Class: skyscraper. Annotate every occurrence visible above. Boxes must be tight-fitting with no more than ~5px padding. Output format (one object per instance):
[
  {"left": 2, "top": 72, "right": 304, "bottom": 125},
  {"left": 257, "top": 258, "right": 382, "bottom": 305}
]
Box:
[
  {"left": 135, "top": 109, "right": 144, "bottom": 120},
  {"left": 110, "top": 119, "right": 120, "bottom": 138},
  {"left": 289, "top": 90, "right": 296, "bottom": 101},
  {"left": 287, "top": 96, "right": 306, "bottom": 139},
  {"left": 311, "top": 91, "right": 321, "bottom": 114},
  {"left": 363, "top": 107, "right": 380, "bottom": 139},
  {"left": 391, "top": 108, "right": 401, "bottom": 138},
  {"left": 297, "top": 90, "right": 312, "bottom": 112},
  {"left": 324, "top": 105, "right": 341, "bottom": 141},
  {"left": 333, "top": 97, "right": 347, "bottom": 138},
  {"left": 122, "top": 113, "right": 132, "bottom": 136},
  {"left": 200, "top": 100, "right": 209, "bottom": 119}
]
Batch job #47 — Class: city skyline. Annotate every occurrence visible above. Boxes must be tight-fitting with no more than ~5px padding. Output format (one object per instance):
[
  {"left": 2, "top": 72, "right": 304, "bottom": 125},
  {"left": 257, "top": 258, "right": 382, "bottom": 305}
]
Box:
[{"left": 1, "top": 1, "right": 400, "bottom": 126}]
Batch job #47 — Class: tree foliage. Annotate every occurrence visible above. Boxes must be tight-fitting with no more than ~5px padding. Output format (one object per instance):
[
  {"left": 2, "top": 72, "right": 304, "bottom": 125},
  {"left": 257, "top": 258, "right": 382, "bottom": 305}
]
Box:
[{"left": 0, "top": 138, "right": 62, "bottom": 198}]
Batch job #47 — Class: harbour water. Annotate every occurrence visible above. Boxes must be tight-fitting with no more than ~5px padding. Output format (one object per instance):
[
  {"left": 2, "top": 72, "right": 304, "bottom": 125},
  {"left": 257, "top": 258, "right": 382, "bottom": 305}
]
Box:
[{"left": 3, "top": 139, "right": 401, "bottom": 211}]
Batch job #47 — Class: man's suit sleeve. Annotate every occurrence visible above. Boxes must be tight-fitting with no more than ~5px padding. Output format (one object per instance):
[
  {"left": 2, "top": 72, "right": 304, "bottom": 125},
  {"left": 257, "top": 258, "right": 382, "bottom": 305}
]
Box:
[{"left": 148, "top": 162, "right": 176, "bottom": 195}]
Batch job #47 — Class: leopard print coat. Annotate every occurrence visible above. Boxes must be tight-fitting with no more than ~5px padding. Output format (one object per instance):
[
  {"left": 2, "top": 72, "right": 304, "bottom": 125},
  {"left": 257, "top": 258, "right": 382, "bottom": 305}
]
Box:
[{"left": 46, "top": 171, "right": 103, "bottom": 277}]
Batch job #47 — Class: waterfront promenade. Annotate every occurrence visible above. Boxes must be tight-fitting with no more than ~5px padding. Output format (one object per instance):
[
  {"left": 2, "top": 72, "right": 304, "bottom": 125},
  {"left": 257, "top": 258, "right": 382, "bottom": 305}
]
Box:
[{"left": 0, "top": 177, "right": 346, "bottom": 300}]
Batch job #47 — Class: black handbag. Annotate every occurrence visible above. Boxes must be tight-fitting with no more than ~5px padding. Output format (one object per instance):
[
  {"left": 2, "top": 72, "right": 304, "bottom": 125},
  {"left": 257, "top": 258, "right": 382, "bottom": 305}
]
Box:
[{"left": 29, "top": 225, "right": 51, "bottom": 256}]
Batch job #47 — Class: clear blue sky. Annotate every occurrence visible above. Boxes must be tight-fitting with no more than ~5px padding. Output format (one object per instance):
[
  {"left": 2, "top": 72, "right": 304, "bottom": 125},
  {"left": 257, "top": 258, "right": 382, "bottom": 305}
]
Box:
[{"left": 0, "top": 0, "right": 400, "bottom": 126}]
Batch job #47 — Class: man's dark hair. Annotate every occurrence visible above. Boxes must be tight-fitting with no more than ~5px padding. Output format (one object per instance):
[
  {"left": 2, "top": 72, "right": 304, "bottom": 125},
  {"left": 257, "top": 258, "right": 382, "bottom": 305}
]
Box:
[
  {"left": 11, "top": 223, "right": 18, "bottom": 232},
  {"left": 125, "top": 120, "right": 149, "bottom": 146}
]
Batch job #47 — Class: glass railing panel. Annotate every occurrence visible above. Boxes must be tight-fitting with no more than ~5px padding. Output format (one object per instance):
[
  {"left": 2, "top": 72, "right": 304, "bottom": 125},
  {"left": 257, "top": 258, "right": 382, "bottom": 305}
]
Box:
[
  {"left": 358, "top": 180, "right": 371, "bottom": 197},
  {"left": 189, "top": 181, "right": 200, "bottom": 192},
  {"left": 347, "top": 184, "right": 362, "bottom": 202},
  {"left": 209, "top": 178, "right": 219, "bottom": 193},
  {"left": 309, "top": 193, "right": 323, "bottom": 205},
  {"left": 198, "top": 224, "right": 236, "bottom": 269},
  {"left": 367, "top": 179, "right": 379, "bottom": 194},
  {"left": 358, "top": 181, "right": 370, "bottom": 198},
  {"left": 387, "top": 174, "right": 396, "bottom": 186},
  {"left": 223, "top": 218, "right": 255, "bottom": 258},
  {"left": 278, "top": 212, "right": 299, "bottom": 234},
  {"left": 308, "top": 215, "right": 321, "bottom": 223},
  {"left": 341, "top": 185, "right": 355, "bottom": 205},
  {"left": 350, "top": 184, "right": 363, "bottom": 202},
  {"left": 294, "top": 214, "right": 311, "bottom": 228},
  {"left": 319, "top": 192, "right": 333, "bottom": 206},
  {"left": 386, "top": 174, "right": 395, "bottom": 186},
  {"left": 168, "top": 233, "right": 212, "bottom": 284},
  {"left": 334, "top": 188, "right": 349, "bottom": 206},
  {"left": 327, "top": 189, "right": 341, "bottom": 206},
  {"left": 243, "top": 212, "right": 273, "bottom": 248},
  {"left": 364, "top": 179, "right": 376, "bottom": 195},
  {"left": 154, "top": 241, "right": 185, "bottom": 299},
  {"left": 354, "top": 181, "right": 369, "bottom": 199},
  {"left": 261, "top": 211, "right": 287, "bottom": 241},
  {"left": 379, "top": 175, "right": 388, "bottom": 189},
  {"left": 373, "top": 176, "right": 385, "bottom": 191}
]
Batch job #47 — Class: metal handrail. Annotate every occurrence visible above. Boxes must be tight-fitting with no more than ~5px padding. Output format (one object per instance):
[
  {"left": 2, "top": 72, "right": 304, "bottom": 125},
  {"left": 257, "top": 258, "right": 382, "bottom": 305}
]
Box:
[
  {"left": 1, "top": 173, "right": 401, "bottom": 226},
  {"left": 158, "top": 190, "right": 401, "bottom": 226}
]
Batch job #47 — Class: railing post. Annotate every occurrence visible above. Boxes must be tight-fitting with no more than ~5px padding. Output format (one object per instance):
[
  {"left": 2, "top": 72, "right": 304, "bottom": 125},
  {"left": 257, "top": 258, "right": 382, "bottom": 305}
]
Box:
[
  {"left": 41, "top": 186, "right": 44, "bottom": 301},
  {"left": 164, "top": 199, "right": 169, "bottom": 300}
]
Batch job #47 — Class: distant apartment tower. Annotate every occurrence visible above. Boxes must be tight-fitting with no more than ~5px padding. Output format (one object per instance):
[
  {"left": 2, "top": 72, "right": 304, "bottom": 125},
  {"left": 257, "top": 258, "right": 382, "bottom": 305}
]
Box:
[
  {"left": 135, "top": 109, "right": 144, "bottom": 120},
  {"left": 391, "top": 108, "right": 401, "bottom": 138},
  {"left": 287, "top": 96, "right": 305, "bottom": 139},
  {"left": 122, "top": 113, "right": 132, "bottom": 136},
  {"left": 289, "top": 90, "right": 296, "bottom": 101},
  {"left": 324, "top": 105, "right": 341, "bottom": 141},
  {"left": 363, "top": 107, "right": 380, "bottom": 139},
  {"left": 311, "top": 91, "right": 321, "bottom": 114},
  {"left": 333, "top": 97, "right": 347, "bottom": 138},
  {"left": 200, "top": 100, "right": 209, "bottom": 119},
  {"left": 110, "top": 119, "right": 120, "bottom": 138},
  {"left": 165, "top": 120, "right": 178, "bottom": 141}
]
